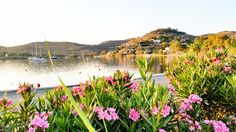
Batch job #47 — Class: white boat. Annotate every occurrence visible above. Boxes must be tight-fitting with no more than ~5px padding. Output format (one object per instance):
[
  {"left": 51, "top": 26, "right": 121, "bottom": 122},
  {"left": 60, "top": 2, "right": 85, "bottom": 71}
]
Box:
[
  {"left": 31, "top": 56, "right": 47, "bottom": 62},
  {"left": 28, "top": 42, "right": 47, "bottom": 62}
]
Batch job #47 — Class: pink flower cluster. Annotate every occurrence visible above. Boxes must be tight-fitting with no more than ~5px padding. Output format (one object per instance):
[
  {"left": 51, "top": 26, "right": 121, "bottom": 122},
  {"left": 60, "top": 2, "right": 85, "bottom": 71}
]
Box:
[
  {"left": 151, "top": 106, "right": 159, "bottom": 115},
  {"left": 151, "top": 104, "right": 171, "bottom": 118},
  {"left": 204, "top": 120, "right": 229, "bottom": 132},
  {"left": 0, "top": 97, "right": 13, "bottom": 107},
  {"left": 179, "top": 94, "right": 202, "bottom": 112},
  {"left": 188, "top": 94, "right": 202, "bottom": 104},
  {"left": 61, "top": 95, "right": 67, "bottom": 102},
  {"left": 130, "top": 81, "right": 139, "bottom": 92},
  {"left": 161, "top": 105, "right": 171, "bottom": 117},
  {"left": 189, "top": 121, "right": 201, "bottom": 131},
  {"left": 159, "top": 129, "right": 166, "bottom": 132},
  {"left": 211, "top": 57, "right": 221, "bottom": 66},
  {"left": 129, "top": 108, "right": 140, "bottom": 122},
  {"left": 168, "top": 84, "right": 176, "bottom": 96},
  {"left": 28, "top": 112, "right": 51, "bottom": 132},
  {"left": 175, "top": 113, "right": 202, "bottom": 131},
  {"left": 72, "top": 86, "right": 85, "bottom": 97},
  {"left": 223, "top": 66, "right": 232, "bottom": 73},
  {"left": 105, "top": 76, "right": 115, "bottom": 85},
  {"left": 95, "top": 107, "right": 119, "bottom": 121},
  {"left": 179, "top": 99, "right": 193, "bottom": 112},
  {"left": 17, "top": 83, "right": 39, "bottom": 94}
]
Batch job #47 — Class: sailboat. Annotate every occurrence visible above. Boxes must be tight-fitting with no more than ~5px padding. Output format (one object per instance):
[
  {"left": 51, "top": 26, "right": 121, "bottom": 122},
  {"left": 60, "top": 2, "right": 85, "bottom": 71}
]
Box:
[{"left": 28, "top": 42, "right": 47, "bottom": 62}]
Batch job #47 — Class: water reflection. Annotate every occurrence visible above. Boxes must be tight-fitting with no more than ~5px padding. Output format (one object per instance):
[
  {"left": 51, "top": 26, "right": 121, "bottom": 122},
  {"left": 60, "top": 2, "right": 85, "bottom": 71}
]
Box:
[{"left": 0, "top": 55, "right": 177, "bottom": 91}]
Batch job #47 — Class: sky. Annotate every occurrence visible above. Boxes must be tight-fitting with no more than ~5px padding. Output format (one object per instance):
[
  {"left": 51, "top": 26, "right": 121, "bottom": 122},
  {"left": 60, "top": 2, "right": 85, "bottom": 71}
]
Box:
[{"left": 0, "top": 0, "right": 236, "bottom": 46}]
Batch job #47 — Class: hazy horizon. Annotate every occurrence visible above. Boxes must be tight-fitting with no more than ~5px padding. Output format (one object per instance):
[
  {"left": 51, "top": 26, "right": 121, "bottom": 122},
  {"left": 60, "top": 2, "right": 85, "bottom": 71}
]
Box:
[{"left": 1, "top": 0, "right": 236, "bottom": 46}]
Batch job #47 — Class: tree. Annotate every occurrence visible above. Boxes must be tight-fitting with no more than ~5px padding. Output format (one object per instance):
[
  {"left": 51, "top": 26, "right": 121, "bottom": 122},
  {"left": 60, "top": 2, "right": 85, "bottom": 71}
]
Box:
[{"left": 169, "top": 40, "right": 184, "bottom": 53}]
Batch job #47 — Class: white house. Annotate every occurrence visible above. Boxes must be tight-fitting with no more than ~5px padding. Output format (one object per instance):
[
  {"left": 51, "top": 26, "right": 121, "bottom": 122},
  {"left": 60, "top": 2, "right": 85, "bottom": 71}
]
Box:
[{"left": 151, "top": 39, "right": 161, "bottom": 45}]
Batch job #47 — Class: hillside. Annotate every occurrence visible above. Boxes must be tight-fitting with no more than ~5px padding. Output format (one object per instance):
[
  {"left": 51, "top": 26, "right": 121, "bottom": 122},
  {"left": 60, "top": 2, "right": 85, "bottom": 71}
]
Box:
[
  {"left": 193, "top": 31, "right": 236, "bottom": 52},
  {"left": 0, "top": 40, "right": 126, "bottom": 57},
  {"left": 114, "top": 28, "right": 196, "bottom": 55},
  {"left": 109, "top": 28, "right": 236, "bottom": 55}
]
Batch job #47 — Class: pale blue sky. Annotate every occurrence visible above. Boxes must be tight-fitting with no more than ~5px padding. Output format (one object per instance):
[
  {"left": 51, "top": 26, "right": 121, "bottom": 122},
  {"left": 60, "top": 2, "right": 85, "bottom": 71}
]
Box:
[{"left": 0, "top": 0, "right": 236, "bottom": 46}]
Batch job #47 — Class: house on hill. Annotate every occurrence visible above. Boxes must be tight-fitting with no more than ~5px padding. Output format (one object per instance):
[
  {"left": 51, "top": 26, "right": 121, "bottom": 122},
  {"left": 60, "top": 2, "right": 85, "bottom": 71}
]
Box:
[{"left": 151, "top": 39, "right": 161, "bottom": 45}]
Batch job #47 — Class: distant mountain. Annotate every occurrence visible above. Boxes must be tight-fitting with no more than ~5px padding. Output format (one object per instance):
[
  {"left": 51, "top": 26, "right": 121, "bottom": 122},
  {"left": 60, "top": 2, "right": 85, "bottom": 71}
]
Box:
[{"left": 0, "top": 40, "right": 127, "bottom": 57}]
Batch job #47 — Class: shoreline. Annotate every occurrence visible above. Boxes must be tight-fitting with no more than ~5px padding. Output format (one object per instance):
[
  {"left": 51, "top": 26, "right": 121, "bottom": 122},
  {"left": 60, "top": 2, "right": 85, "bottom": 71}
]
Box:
[{"left": 94, "top": 53, "right": 182, "bottom": 58}]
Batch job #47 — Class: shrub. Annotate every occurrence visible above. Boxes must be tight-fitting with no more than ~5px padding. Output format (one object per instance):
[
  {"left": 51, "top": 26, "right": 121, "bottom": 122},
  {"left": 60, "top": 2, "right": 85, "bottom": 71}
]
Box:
[{"left": 166, "top": 49, "right": 236, "bottom": 119}]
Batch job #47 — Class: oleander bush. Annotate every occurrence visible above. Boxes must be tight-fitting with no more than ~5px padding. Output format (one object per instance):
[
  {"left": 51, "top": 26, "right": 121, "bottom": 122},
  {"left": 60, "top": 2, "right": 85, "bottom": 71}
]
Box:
[
  {"left": 0, "top": 55, "right": 235, "bottom": 132},
  {"left": 167, "top": 48, "right": 236, "bottom": 120}
]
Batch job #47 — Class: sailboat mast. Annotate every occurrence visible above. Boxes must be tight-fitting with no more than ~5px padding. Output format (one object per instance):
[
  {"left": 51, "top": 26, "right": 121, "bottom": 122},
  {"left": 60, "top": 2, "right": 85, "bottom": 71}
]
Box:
[
  {"left": 40, "top": 46, "right": 42, "bottom": 57},
  {"left": 35, "top": 42, "right": 37, "bottom": 57}
]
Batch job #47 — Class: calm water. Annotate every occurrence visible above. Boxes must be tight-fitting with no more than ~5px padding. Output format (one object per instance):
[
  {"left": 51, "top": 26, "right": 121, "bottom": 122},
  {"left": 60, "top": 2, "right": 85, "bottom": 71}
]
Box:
[{"left": 0, "top": 55, "right": 177, "bottom": 91}]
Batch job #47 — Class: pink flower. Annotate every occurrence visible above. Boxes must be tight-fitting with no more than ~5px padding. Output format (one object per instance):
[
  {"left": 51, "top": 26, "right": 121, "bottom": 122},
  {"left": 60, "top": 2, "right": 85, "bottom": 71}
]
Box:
[
  {"left": 7, "top": 99, "right": 13, "bottom": 106},
  {"left": 189, "top": 126, "right": 195, "bottom": 131},
  {"left": 80, "top": 83, "right": 86, "bottom": 90},
  {"left": 179, "top": 99, "right": 193, "bottom": 112},
  {"left": 188, "top": 94, "right": 202, "bottom": 104},
  {"left": 61, "top": 95, "right": 67, "bottom": 102},
  {"left": 105, "top": 76, "right": 115, "bottom": 85},
  {"left": 178, "top": 112, "right": 191, "bottom": 120},
  {"left": 159, "top": 129, "right": 166, "bottom": 132},
  {"left": 213, "top": 58, "right": 220, "bottom": 65},
  {"left": 168, "top": 84, "right": 176, "bottom": 96},
  {"left": 72, "top": 86, "right": 85, "bottom": 97},
  {"left": 17, "top": 82, "right": 34, "bottom": 94},
  {"left": 204, "top": 120, "right": 229, "bottom": 132},
  {"left": 204, "top": 120, "right": 214, "bottom": 125},
  {"left": 17, "top": 86, "right": 27, "bottom": 94},
  {"left": 151, "top": 106, "right": 159, "bottom": 115},
  {"left": 95, "top": 107, "right": 119, "bottom": 121},
  {"left": 129, "top": 108, "right": 140, "bottom": 122},
  {"left": 161, "top": 105, "right": 171, "bottom": 117},
  {"left": 72, "top": 109, "right": 78, "bottom": 116},
  {"left": 0, "top": 97, "right": 13, "bottom": 107},
  {"left": 195, "top": 121, "right": 202, "bottom": 131},
  {"left": 28, "top": 127, "right": 35, "bottom": 132},
  {"left": 29, "top": 112, "right": 50, "bottom": 132},
  {"left": 223, "top": 66, "right": 232, "bottom": 73},
  {"left": 213, "top": 121, "right": 229, "bottom": 132},
  {"left": 130, "top": 81, "right": 139, "bottom": 92}
]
